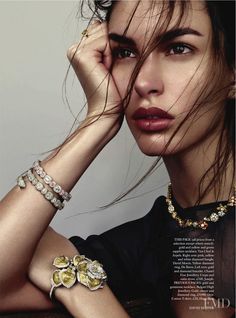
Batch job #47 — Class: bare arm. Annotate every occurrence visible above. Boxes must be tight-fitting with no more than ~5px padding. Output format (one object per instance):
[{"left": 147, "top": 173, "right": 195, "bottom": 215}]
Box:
[
  {"left": 1, "top": 226, "right": 129, "bottom": 317},
  {"left": 0, "top": 20, "right": 127, "bottom": 316},
  {"left": 29, "top": 228, "right": 130, "bottom": 318},
  {"left": 0, "top": 116, "right": 117, "bottom": 295}
]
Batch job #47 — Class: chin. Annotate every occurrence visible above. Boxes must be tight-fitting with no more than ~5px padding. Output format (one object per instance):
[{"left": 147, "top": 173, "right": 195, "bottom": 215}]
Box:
[
  {"left": 134, "top": 135, "right": 168, "bottom": 156},
  {"left": 134, "top": 133, "right": 186, "bottom": 157},
  {"left": 137, "top": 144, "right": 173, "bottom": 157}
]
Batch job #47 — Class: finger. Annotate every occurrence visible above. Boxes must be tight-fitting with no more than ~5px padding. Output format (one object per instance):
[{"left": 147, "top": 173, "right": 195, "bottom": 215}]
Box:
[
  {"left": 100, "top": 24, "right": 113, "bottom": 70},
  {"left": 67, "top": 22, "right": 109, "bottom": 64},
  {"left": 81, "top": 19, "right": 103, "bottom": 39},
  {"left": 68, "top": 20, "right": 103, "bottom": 58}
]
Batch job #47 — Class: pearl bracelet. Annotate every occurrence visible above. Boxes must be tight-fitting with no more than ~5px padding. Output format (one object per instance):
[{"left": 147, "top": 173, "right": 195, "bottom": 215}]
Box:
[
  {"left": 33, "top": 161, "right": 71, "bottom": 202},
  {"left": 17, "top": 169, "right": 64, "bottom": 210}
]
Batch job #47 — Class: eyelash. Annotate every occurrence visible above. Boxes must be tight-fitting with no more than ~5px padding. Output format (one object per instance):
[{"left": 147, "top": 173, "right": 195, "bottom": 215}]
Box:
[
  {"left": 112, "top": 47, "right": 136, "bottom": 59},
  {"left": 112, "top": 43, "right": 193, "bottom": 59},
  {"left": 166, "top": 42, "right": 193, "bottom": 55}
]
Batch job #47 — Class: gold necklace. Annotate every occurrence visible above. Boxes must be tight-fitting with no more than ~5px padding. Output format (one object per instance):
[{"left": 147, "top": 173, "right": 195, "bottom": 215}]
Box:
[{"left": 166, "top": 183, "right": 236, "bottom": 230}]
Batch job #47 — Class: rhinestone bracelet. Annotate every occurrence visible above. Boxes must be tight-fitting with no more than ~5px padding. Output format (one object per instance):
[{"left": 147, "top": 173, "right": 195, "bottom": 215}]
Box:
[
  {"left": 17, "top": 169, "right": 64, "bottom": 210},
  {"left": 33, "top": 161, "right": 71, "bottom": 202}
]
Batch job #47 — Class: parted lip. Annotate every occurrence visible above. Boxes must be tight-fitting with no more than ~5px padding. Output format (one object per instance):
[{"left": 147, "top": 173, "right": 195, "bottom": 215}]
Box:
[{"left": 132, "top": 107, "right": 174, "bottom": 119}]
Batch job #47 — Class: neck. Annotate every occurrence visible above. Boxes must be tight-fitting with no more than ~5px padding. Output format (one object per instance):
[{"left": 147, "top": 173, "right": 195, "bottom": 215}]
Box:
[{"left": 163, "top": 133, "right": 234, "bottom": 208}]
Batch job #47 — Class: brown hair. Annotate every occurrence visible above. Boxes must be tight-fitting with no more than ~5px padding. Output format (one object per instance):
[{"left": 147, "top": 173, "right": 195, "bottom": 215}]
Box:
[{"left": 66, "top": 0, "right": 235, "bottom": 205}]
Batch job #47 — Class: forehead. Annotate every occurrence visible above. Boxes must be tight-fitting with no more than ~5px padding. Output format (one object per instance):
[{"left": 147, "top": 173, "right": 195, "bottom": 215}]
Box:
[{"left": 108, "top": 0, "right": 211, "bottom": 39}]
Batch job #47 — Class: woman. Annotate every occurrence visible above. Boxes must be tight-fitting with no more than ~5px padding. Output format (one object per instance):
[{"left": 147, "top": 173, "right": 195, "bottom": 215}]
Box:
[{"left": 0, "top": 0, "right": 235, "bottom": 317}]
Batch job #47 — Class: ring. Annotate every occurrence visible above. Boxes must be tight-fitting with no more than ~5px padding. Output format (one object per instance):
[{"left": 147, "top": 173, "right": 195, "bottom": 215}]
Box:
[{"left": 82, "top": 29, "right": 89, "bottom": 38}]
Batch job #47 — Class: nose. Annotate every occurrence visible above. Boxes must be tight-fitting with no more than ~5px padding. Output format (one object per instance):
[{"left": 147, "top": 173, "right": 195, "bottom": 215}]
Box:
[{"left": 134, "top": 52, "right": 164, "bottom": 98}]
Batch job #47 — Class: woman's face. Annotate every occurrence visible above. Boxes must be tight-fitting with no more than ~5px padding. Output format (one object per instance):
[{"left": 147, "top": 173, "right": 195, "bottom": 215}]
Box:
[{"left": 108, "top": 0, "right": 223, "bottom": 156}]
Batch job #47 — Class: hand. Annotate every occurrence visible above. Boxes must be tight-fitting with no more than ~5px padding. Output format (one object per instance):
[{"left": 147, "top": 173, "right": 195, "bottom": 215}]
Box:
[{"left": 67, "top": 20, "right": 124, "bottom": 132}]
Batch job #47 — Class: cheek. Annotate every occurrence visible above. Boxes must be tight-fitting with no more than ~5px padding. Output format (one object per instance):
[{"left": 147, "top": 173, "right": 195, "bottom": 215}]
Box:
[
  {"left": 163, "top": 55, "right": 210, "bottom": 106},
  {"left": 165, "top": 72, "right": 208, "bottom": 114}
]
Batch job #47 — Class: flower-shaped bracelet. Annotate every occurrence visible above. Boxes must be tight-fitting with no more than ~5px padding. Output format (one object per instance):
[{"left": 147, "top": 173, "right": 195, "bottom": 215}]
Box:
[{"left": 49, "top": 255, "right": 107, "bottom": 299}]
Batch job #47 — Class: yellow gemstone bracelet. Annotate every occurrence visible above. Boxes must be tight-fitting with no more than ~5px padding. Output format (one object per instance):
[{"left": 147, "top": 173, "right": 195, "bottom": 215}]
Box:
[{"left": 49, "top": 255, "right": 107, "bottom": 299}]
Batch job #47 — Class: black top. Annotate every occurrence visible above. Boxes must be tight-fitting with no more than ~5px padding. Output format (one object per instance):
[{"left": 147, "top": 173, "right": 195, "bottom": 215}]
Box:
[{"left": 69, "top": 195, "right": 235, "bottom": 317}]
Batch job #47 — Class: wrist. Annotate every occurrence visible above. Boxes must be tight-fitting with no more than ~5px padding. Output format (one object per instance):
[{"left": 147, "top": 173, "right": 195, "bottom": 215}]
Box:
[
  {"left": 41, "top": 115, "right": 119, "bottom": 192},
  {"left": 55, "top": 284, "right": 130, "bottom": 318},
  {"left": 81, "top": 112, "right": 122, "bottom": 141},
  {"left": 55, "top": 284, "right": 103, "bottom": 317},
  {"left": 55, "top": 286, "right": 77, "bottom": 314}
]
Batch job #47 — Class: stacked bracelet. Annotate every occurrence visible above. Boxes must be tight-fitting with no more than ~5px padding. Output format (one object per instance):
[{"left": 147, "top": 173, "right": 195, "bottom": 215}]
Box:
[
  {"left": 17, "top": 170, "right": 64, "bottom": 210},
  {"left": 49, "top": 255, "right": 107, "bottom": 299},
  {"left": 33, "top": 161, "right": 71, "bottom": 202},
  {"left": 16, "top": 160, "right": 72, "bottom": 211}
]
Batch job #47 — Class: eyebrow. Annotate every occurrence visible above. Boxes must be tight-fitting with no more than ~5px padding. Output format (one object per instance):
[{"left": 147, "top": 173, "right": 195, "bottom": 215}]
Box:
[
  {"left": 160, "top": 27, "right": 203, "bottom": 42},
  {"left": 109, "top": 27, "right": 203, "bottom": 46}
]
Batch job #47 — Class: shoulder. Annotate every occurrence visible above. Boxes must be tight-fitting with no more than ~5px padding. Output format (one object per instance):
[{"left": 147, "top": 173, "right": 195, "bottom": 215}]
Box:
[
  {"left": 103, "top": 195, "right": 166, "bottom": 239},
  {"left": 70, "top": 196, "right": 165, "bottom": 250}
]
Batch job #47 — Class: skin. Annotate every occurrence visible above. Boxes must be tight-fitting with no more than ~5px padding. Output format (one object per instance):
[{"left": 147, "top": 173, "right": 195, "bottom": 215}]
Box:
[
  {"left": 108, "top": 0, "right": 233, "bottom": 206},
  {"left": 0, "top": 1, "right": 234, "bottom": 317},
  {"left": 109, "top": 0, "right": 215, "bottom": 156}
]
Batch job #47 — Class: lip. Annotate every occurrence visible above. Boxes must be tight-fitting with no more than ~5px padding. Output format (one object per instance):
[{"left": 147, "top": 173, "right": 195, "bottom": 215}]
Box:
[{"left": 132, "top": 107, "right": 174, "bottom": 132}]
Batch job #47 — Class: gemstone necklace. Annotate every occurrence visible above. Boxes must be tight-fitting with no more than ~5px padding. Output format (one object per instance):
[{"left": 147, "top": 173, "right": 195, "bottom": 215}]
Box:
[{"left": 166, "top": 183, "right": 236, "bottom": 230}]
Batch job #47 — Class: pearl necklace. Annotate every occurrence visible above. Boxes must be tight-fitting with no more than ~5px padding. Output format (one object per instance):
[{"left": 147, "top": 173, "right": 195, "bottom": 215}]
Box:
[{"left": 166, "top": 183, "right": 236, "bottom": 230}]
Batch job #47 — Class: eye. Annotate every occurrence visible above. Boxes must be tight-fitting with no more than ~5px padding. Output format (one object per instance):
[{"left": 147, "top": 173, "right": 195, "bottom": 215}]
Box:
[
  {"left": 112, "top": 47, "right": 136, "bottom": 59},
  {"left": 167, "top": 43, "right": 193, "bottom": 55}
]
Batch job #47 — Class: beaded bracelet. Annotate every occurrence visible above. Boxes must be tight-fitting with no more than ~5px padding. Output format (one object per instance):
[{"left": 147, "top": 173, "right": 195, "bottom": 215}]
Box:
[
  {"left": 33, "top": 161, "right": 71, "bottom": 202},
  {"left": 17, "top": 169, "right": 64, "bottom": 210}
]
